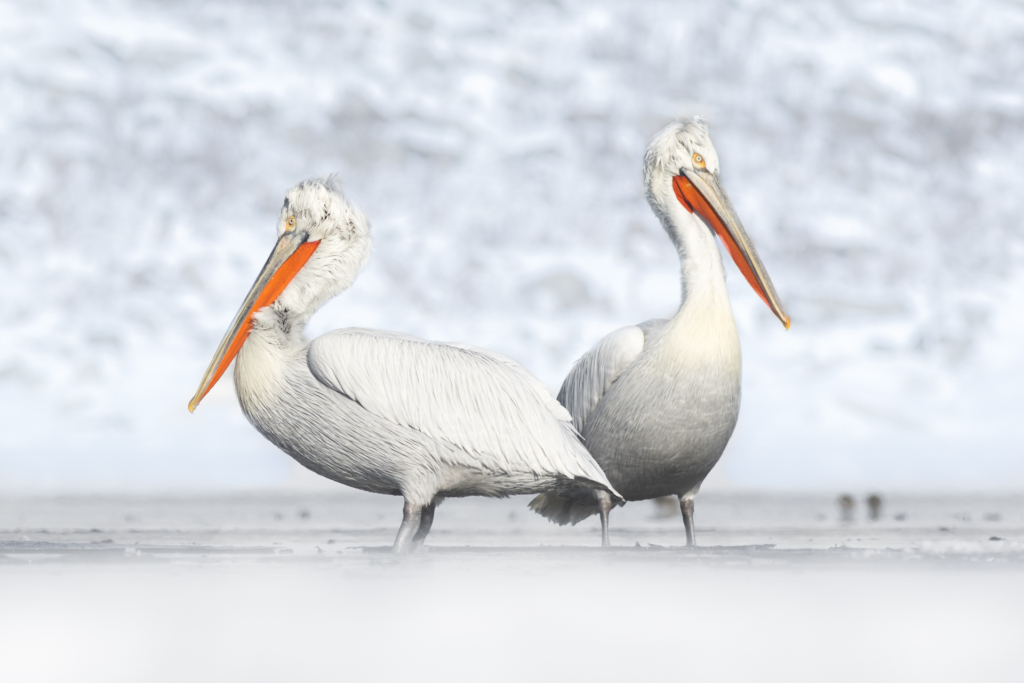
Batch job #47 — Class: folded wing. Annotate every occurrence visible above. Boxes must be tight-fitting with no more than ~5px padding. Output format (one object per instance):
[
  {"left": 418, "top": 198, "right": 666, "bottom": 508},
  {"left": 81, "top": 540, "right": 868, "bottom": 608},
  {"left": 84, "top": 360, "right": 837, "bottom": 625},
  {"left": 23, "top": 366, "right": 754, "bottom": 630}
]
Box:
[
  {"left": 307, "top": 328, "right": 616, "bottom": 491},
  {"left": 558, "top": 323, "right": 662, "bottom": 432}
]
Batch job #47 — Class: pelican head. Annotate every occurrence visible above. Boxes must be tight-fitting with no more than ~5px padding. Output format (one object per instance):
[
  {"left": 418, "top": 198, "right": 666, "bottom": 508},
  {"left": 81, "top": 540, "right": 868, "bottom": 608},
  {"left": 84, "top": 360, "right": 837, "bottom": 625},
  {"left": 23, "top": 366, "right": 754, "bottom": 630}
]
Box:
[
  {"left": 188, "top": 176, "right": 371, "bottom": 412},
  {"left": 644, "top": 118, "right": 789, "bottom": 329}
]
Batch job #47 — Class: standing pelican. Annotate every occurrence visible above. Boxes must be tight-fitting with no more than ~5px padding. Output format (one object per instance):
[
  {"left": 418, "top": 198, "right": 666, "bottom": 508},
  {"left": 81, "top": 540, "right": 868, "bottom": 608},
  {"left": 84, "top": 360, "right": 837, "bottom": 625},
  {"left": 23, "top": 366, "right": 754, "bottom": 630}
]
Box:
[
  {"left": 189, "top": 177, "right": 620, "bottom": 552},
  {"left": 530, "top": 118, "right": 789, "bottom": 546}
]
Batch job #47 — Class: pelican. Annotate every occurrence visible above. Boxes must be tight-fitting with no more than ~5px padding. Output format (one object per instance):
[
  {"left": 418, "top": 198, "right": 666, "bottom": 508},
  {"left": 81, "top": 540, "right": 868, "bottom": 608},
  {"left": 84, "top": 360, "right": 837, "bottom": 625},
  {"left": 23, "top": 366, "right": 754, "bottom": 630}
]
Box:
[
  {"left": 530, "top": 118, "right": 789, "bottom": 546},
  {"left": 189, "top": 176, "right": 620, "bottom": 552}
]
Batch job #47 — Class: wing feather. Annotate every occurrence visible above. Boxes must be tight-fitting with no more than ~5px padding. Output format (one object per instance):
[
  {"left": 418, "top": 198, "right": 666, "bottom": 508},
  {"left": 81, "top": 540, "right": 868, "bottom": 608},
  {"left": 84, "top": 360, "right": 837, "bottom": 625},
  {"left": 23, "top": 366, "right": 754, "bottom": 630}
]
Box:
[
  {"left": 307, "top": 329, "right": 614, "bottom": 488},
  {"left": 558, "top": 323, "right": 662, "bottom": 432}
]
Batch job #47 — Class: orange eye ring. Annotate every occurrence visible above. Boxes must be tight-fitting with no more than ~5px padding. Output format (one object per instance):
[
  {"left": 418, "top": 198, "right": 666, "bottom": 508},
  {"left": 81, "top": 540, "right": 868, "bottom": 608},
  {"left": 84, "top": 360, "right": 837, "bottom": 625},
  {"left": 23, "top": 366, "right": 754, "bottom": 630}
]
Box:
[
  {"left": 692, "top": 153, "right": 705, "bottom": 168},
  {"left": 286, "top": 216, "right": 297, "bottom": 230}
]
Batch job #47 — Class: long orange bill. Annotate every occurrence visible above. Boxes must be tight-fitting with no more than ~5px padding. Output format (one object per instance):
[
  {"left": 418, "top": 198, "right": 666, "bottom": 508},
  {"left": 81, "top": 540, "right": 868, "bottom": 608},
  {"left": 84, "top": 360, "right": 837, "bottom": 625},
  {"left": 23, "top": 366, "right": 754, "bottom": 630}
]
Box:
[
  {"left": 673, "top": 172, "right": 790, "bottom": 328},
  {"left": 188, "top": 231, "right": 320, "bottom": 412}
]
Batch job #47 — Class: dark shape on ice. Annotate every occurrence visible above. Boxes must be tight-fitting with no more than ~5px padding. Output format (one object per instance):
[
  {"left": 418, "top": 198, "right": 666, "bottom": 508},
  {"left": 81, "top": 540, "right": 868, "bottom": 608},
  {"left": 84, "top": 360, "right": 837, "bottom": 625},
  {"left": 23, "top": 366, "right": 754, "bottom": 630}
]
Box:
[
  {"left": 838, "top": 494, "right": 855, "bottom": 522},
  {"left": 652, "top": 496, "right": 678, "bottom": 518},
  {"left": 866, "top": 494, "right": 882, "bottom": 520}
]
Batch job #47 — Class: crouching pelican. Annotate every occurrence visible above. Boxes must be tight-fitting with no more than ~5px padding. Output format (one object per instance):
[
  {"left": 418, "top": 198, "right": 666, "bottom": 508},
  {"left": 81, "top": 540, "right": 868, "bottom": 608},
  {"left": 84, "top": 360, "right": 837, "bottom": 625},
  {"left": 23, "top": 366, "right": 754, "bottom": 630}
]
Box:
[
  {"left": 530, "top": 118, "right": 789, "bottom": 546},
  {"left": 189, "top": 177, "right": 620, "bottom": 552}
]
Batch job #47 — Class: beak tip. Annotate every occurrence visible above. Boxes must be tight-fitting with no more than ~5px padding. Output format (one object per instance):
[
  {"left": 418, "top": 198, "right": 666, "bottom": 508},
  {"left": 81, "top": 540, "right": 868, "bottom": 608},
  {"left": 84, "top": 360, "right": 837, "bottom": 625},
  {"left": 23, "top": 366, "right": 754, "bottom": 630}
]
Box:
[{"left": 188, "top": 398, "right": 199, "bottom": 413}]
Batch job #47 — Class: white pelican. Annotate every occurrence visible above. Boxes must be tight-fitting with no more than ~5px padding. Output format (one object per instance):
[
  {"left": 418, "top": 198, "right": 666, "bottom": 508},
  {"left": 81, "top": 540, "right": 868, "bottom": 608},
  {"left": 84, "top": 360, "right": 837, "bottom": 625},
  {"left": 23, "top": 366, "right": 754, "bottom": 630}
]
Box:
[
  {"left": 530, "top": 118, "right": 789, "bottom": 546},
  {"left": 189, "top": 177, "right": 620, "bottom": 552}
]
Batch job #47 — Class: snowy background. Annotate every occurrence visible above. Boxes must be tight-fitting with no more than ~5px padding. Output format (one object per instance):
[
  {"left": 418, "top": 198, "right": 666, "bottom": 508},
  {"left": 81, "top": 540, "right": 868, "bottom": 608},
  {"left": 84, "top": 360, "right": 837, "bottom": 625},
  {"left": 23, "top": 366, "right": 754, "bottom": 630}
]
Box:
[{"left": 2, "top": 0, "right": 1024, "bottom": 490}]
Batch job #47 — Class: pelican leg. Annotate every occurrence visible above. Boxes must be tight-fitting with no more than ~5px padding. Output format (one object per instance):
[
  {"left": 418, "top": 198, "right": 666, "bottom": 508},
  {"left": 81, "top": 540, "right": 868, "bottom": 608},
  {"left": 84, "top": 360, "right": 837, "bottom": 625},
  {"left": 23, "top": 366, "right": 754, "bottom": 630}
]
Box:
[
  {"left": 597, "top": 490, "right": 614, "bottom": 548},
  {"left": 392, "top": 499, "right": 423, "bottom": 553},
  {"left": 679, "top": 494, "right": 697, "bottom": 547},
  {"left": 411, "top": 499, "right": 437, "bottom": 550}
]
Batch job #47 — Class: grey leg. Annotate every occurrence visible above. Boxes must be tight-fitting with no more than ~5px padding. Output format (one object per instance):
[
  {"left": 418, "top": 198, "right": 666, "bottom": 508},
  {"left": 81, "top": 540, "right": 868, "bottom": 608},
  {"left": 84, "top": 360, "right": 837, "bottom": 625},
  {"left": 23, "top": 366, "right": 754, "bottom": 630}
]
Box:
[
  {"left": 392, "top": 499, "right": 423, "bottom": 553},
  {"left": 597, "top": 490, "right": 614, "bottom": 548},
  {"left": 679, "top": 494, "right": 696, "bottom": 547},
  {"left": 411, "top": 499, "right": 437, "bottom": 550}
]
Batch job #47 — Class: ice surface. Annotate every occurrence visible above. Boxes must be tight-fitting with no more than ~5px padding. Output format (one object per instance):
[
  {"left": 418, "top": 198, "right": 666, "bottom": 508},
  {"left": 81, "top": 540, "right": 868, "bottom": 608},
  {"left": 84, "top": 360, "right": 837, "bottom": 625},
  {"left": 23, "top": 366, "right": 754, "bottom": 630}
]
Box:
[
  {"left": 1, "top": 492, "right": 1023, "bottom": 682},
  {"left": 2, "top": 1, "right": 1024, "bottom": 489}
]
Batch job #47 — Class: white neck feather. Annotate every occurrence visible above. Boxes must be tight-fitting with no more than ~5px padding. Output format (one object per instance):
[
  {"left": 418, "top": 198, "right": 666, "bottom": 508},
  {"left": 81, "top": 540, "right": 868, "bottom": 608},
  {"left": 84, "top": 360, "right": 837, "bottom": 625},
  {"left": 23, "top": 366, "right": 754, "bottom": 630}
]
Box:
[
  {"left": 669, "top": 205, "right": 731, "bottom": 316},
  {"left": 647, "top": 172, "right": 740, "bottom": 367},
  {"left": 236, "top": 224, "right": 372, "bottom": 408}
]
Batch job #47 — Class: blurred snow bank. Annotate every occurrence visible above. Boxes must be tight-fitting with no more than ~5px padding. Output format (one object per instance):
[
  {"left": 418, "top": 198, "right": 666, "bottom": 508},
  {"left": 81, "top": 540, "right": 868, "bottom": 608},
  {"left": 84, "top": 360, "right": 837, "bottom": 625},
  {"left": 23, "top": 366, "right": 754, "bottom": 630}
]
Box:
[{"left": 2, "top": 0, "right": 1024, "bottom": 489}]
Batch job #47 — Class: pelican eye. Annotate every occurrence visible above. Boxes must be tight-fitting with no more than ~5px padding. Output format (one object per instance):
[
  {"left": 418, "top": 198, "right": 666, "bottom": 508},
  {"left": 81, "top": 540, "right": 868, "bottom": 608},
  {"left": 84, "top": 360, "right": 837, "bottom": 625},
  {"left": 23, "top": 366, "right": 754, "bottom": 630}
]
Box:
[
  {"left": 692, "top": 153, "right": 706, "bottom": 168},
  {"left": 286, "top": 216, "right": 297, "bottom": 230}
]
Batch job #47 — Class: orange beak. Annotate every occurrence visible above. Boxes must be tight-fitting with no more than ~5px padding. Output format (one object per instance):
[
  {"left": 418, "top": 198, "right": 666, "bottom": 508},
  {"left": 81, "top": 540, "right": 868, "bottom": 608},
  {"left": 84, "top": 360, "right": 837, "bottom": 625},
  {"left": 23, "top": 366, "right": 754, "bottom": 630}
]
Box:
[
  {"left": 188, "top": 231, "right": 320, "bottom": 412},
  {"left": 673, "top": 172, "right": 790, "bottom": 329}
]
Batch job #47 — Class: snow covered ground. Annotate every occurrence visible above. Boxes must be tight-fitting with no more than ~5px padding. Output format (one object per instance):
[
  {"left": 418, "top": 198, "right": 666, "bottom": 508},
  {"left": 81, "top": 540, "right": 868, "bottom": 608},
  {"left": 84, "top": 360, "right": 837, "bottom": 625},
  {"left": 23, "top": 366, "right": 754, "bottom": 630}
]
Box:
[
  {"left": 2, "top": 0, "right": 1024, "bottom": 490},
  {"left": 2, "top": 491, "right": 1023, "bottom": 682}
]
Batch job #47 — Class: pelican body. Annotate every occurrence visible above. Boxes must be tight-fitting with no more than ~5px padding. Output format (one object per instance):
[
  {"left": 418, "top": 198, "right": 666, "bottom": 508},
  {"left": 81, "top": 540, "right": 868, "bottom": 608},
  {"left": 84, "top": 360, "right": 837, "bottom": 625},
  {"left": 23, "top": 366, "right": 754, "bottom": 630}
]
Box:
[
  {"left": 531, "top": 119, "right": 789, "bottom": 546},
  {"left": 189, "top": 177, "right": 620, "bottom": 552}
]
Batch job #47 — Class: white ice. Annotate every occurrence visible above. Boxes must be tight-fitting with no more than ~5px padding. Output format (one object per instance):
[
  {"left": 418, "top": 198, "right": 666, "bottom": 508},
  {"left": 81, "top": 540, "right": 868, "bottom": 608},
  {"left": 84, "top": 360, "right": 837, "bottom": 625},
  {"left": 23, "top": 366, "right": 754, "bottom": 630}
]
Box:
[{"left": 1, "top": 491, "right": 1023, "bottom": 682}]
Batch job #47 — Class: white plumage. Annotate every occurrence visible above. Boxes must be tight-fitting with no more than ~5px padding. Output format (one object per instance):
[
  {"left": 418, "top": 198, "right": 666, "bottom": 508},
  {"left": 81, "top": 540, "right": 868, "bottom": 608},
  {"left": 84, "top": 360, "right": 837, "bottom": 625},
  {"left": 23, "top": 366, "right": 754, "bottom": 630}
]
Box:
[
  {"left": 190, "top": 177, "right": 620, "bottom": 552},
  {"left": 531, "top": 119, "right": 789, "bottom": 546},
  {"left": 307, "top": 329, "right": 609, "bottom": 485},
  {"left": 556, "top": 325, "right": 646, "bottom": 434}
]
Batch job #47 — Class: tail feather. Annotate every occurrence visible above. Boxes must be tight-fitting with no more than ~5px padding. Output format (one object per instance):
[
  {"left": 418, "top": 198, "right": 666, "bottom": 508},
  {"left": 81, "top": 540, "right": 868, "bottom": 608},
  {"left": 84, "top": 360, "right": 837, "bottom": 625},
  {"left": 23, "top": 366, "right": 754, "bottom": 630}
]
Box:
[{"left": 528, "top": 492, "right": 601, "bottom": 526}]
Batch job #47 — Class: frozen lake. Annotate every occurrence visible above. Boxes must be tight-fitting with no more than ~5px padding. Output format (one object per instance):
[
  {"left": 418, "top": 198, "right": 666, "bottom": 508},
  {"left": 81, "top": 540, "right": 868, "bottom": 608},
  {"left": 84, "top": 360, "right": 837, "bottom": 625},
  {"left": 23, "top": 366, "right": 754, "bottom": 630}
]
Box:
[{"left": 2, "top": 491, "right": 1022, "bottom": 682}]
